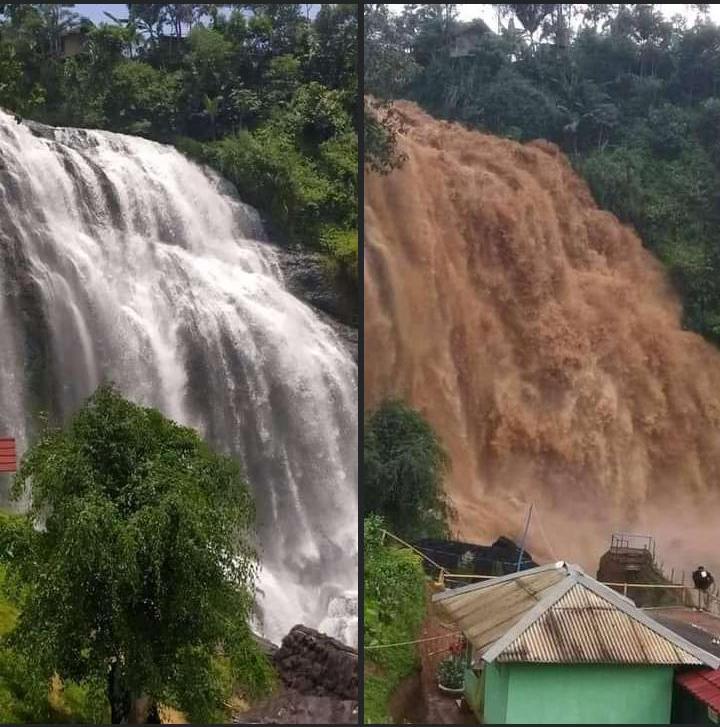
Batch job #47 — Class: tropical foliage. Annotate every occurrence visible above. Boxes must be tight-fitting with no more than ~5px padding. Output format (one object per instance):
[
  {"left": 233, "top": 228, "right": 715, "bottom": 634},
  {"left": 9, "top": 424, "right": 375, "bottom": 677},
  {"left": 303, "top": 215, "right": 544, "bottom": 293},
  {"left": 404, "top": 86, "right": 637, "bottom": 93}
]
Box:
[
  {"left": 364, "top": 400, "right": 451, "bottom": 539},
  {"left": 363, "top": 514, "right": 426, "bottom": 724}
]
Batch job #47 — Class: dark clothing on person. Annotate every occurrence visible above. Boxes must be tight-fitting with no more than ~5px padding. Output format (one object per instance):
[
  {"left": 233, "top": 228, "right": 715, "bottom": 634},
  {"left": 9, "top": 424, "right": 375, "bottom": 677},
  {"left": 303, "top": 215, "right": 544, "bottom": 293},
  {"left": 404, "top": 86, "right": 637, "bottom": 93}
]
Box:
[{"left": 693, "top": 567, "right": 714, "bottom": 591}]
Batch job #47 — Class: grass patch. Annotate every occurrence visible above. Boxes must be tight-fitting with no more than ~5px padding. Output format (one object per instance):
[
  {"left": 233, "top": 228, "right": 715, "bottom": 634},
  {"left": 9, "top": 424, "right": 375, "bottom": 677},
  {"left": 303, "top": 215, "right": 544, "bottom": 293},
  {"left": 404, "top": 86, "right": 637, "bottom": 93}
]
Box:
[{"left": 364, "top": 515, "right": 426, "bottom": 723}]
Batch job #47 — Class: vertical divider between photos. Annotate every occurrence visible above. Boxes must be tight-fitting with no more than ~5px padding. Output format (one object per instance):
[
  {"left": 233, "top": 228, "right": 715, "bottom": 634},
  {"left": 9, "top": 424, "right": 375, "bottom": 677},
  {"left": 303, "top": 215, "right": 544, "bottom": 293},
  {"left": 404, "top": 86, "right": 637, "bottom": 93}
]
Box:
[{"left": 357, "top": 1, "right": 365, "bottom": 724}]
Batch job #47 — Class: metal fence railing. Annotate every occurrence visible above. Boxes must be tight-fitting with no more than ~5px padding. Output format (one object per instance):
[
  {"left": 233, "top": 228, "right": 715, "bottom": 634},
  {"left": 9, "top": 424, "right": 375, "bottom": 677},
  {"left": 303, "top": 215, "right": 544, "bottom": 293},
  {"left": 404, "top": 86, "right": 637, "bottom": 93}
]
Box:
[{"left": 380, "top": 528, "right": 720, "bottom": 616}]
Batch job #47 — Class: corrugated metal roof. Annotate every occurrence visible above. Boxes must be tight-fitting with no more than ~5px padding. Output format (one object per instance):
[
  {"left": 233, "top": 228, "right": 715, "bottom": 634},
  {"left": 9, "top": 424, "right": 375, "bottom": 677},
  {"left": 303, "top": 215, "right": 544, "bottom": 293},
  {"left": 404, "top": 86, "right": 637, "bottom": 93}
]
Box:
[
  {"left": 433, "top": 563, "right": 567, "bottom": 652},
  {"left": 677, "top": 668, "right": 720, "bottom": 712},
  {"left": 498, "top": 585, "right": 701, "bottom": 665},
  {"left": 432, "top": 561, "right": 720, "bottom": 668}
]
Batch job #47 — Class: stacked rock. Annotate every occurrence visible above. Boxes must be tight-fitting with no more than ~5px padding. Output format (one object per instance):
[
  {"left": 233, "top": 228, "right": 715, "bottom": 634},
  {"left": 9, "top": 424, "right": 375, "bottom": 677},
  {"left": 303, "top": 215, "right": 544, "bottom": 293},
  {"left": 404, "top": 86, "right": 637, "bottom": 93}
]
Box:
[{"left": 272, "top": 625, "right": 358, "bottom": 701}]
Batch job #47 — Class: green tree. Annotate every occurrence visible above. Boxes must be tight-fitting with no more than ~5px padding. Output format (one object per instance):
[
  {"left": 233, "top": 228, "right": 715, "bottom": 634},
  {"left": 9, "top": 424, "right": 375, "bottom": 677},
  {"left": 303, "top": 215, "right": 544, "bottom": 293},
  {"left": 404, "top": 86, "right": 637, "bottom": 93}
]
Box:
[
  {"left": 0, "top": 41, "right": 22, "bottom": 111},
  {"left": 4, "top": 384, "right": 273, "bottom": 724},
  {"left": 127, "top": 4, "right": 166, "bottom": 44},
  {"left": 203, "top": 93, "right": 219, "bottom": 138},
  {"left": 106, "top": 60, "right": 181, "bottom": 137},
  {"left": 311, "top": 4, "right": 358, "bottom": 91},
  {"left": 364, "top": 98, "right": 407, "bottom": 174},
  {"left": 37, "top": 3, "right": 81, "bottom": 56},
  {"left": 364, "top": 3, "right": 419, "bottom": 99},
  {"left": 497, "top": 3, "right": 557, "bottom": 47},
  {"left": 364, "top": 400, "right": 451, "bottom": 539}
]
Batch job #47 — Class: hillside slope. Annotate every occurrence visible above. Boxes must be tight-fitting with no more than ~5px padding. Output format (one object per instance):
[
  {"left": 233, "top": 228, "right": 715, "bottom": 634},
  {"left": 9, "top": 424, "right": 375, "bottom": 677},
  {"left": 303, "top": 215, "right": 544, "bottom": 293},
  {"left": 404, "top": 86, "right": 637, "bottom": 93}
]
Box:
[{"left": 365, "top": 101, "right": 720, "bottom": 570}]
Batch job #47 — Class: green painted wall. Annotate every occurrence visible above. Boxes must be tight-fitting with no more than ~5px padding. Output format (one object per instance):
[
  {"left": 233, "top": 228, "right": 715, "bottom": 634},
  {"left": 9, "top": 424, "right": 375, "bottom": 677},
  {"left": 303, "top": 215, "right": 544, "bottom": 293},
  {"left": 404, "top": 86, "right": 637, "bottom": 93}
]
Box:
[
  {"left": 479, "top": 662, "right": 674, "bottom": 724},
  {"left": 483, "top": 663, "right": 510, "bottom": 724},
  {"left": 463, "top": 667, "right": 483, "bottom": 720}
]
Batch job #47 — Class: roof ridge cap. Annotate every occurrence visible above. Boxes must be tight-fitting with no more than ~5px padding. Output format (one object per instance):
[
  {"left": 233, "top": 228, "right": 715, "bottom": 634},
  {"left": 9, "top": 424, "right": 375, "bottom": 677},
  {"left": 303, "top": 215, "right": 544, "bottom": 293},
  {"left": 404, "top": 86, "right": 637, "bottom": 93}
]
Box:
[{"left": 480, "top": 572, "right": 578, "bottom": 664}]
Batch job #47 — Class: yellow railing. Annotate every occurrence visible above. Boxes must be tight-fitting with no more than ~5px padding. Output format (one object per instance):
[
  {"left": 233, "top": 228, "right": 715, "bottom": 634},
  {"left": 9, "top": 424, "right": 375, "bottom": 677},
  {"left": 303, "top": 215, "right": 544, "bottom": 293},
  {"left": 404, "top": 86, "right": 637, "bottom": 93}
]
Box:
[{"left": 380, "top": 529, "right": 720, "bottom": 615}]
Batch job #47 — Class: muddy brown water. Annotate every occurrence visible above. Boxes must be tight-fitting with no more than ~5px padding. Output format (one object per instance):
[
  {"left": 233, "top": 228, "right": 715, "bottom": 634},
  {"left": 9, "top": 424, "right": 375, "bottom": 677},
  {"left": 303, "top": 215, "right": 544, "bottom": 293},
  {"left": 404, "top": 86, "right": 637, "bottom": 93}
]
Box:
[{"left": 365, "top": 99, "right": 720, "bottom": 577}]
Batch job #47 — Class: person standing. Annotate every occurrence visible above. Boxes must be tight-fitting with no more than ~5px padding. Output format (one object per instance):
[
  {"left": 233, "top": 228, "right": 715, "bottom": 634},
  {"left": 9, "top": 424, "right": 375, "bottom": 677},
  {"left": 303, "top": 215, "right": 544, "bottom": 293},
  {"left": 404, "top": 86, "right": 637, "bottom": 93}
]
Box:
[{"left": 692, "top": 566, "right": 715, "bottom": 610}]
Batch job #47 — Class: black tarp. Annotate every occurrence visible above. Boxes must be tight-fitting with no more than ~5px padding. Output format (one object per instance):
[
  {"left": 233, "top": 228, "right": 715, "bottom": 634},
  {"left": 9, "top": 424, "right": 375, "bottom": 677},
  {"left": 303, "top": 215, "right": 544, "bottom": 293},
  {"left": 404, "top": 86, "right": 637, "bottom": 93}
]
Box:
[{"left": 412, "top": 535, "right": 537, "bottom": 581}]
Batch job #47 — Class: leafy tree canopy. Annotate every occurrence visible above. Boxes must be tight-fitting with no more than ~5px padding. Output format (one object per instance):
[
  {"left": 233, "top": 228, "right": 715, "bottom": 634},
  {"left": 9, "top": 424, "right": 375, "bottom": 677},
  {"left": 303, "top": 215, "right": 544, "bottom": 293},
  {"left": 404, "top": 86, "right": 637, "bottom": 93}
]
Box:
[
  {"left": 364, "top": 400, "right": 451, "bottom": 540},
  {"left": 2, "top": 384, "right": 273, "bottom": 723}
]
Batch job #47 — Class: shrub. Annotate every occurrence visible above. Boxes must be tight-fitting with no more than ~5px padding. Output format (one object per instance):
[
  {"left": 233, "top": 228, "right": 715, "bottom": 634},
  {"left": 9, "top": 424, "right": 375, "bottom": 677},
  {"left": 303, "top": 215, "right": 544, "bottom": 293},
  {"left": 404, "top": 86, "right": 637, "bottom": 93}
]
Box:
[{"left": 437, "top": 656, "right": 464, "bottom": 690}]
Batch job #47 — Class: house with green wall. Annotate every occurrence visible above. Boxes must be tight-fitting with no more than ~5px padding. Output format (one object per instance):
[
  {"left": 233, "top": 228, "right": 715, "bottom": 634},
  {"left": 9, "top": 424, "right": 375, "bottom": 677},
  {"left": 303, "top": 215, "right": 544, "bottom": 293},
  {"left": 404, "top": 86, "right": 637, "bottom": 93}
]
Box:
[{"left": 432, "top": 561, "right": 720, "bottom": 724}]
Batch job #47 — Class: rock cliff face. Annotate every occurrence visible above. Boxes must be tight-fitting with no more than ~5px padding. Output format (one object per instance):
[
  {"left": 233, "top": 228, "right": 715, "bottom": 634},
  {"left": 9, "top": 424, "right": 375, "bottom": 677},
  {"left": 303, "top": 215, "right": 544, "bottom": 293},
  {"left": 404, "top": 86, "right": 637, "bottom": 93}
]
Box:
[
  {"left": 277, "top": 247, "right": 358, "bottom": 331},
  {"left": 365, "top": 100, "right": 720, "bottom": 573}
]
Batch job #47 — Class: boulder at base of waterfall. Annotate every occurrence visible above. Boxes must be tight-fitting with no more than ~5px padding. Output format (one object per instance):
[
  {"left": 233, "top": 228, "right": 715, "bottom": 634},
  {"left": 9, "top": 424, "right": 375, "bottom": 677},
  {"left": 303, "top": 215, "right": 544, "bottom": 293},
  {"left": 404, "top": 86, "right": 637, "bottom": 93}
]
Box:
[
  {"left": 272, "top": 625, "right": 358, "bottom": 700},
  {"left": 233, "top": 625, "right": 358, "bottom": 725}
]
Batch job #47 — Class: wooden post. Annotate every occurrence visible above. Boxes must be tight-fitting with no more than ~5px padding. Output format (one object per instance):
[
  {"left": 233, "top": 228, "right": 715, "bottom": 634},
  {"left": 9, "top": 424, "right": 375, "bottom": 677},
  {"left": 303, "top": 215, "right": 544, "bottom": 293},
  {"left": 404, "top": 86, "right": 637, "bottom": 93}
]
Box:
[{"left": 623, "top": 583, "right": 628, "bottom": 597}]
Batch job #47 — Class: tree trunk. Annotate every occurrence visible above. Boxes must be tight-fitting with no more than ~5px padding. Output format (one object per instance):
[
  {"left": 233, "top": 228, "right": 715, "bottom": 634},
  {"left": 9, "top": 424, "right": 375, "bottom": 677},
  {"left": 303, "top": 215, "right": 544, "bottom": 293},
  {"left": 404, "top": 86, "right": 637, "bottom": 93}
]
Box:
[{"left": 107, "top": 659, "right": 131, "bottom": 724}]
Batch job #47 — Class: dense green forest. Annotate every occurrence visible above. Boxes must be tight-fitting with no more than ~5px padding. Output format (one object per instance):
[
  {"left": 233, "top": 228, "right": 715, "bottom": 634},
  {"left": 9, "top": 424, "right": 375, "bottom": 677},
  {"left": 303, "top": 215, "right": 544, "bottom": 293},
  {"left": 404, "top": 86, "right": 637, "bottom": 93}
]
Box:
[
  {"left": 0, "top": 3, "right": 358, "bottom": 303},
  {"left": 365, "top": 2, "right": 720, "bottom": 343}
]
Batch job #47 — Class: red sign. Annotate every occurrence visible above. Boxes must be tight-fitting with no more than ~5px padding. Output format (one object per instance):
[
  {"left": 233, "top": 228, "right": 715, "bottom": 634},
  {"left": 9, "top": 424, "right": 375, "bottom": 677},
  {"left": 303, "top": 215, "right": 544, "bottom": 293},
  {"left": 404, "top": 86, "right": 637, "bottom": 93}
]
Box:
[{"left": 0, "top": 438, "right": 16, "bottom": 473}]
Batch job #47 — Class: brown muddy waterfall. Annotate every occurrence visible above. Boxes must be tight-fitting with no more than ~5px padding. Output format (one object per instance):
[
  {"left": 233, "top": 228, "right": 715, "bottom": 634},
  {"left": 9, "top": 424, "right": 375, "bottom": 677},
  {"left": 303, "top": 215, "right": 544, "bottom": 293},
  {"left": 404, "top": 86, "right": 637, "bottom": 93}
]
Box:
[{"left": 365, "top": 101, "right": 720, "bottom": 575}]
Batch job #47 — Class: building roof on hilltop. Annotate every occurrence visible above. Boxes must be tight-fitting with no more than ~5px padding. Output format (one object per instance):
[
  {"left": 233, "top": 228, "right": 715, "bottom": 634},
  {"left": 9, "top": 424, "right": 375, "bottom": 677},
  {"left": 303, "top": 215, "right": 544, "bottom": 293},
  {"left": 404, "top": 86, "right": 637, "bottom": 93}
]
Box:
[
  {"left": 432, "top": 561, "right": 720, "bottom": 668},
  {"left": 450, "top": 18, "right": 492, "bottom": 38}
]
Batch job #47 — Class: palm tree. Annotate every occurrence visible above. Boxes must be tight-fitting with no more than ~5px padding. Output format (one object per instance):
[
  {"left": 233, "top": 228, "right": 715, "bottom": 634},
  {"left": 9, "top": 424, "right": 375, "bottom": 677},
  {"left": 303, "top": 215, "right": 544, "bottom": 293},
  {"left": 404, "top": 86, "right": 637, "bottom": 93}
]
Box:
[
  {"left": 126, "top": 4, "right": 166, "bottom": 45},
  {"left": 103, "top": 11, "right": 143, "bottom": 58},
  {"left": 166, "top": 3, "right": 193, "bottom": 39}
]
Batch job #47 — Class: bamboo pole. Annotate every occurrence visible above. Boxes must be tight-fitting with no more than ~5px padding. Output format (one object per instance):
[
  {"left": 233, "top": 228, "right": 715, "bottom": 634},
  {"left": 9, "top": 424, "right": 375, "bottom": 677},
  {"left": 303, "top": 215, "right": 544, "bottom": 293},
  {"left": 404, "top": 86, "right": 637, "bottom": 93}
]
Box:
[{"left": 381, "top": 529, "right": 445, "bottom": 572}]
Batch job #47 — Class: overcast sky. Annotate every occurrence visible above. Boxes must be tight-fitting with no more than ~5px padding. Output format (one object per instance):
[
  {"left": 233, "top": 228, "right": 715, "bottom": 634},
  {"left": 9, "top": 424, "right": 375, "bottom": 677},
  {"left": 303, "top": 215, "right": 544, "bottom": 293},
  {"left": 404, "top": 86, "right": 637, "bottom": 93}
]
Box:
[
  {"left": 74, "top": 3, "right": 320, "bottom": 24},
  {"left": 455, "top": 4, "right": 720, "bottom": 29}
]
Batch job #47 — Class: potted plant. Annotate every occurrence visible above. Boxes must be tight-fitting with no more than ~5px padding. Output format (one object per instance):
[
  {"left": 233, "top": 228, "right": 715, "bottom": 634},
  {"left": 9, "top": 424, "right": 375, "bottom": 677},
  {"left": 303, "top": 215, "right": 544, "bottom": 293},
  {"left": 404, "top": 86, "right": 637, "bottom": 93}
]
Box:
[{"left": 437, "top": 655, "right": 465, "bottom": 695}]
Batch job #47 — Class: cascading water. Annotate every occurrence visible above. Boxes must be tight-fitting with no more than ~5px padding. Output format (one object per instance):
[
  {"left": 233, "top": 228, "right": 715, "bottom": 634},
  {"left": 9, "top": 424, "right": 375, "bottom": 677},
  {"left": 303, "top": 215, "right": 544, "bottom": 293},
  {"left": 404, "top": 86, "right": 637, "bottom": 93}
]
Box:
[
  {"left": 366, "top": 101, "right": 720, "bottom": 578},
  {"left": 0, "top": 110, "right": 357, "bottom": 647}
]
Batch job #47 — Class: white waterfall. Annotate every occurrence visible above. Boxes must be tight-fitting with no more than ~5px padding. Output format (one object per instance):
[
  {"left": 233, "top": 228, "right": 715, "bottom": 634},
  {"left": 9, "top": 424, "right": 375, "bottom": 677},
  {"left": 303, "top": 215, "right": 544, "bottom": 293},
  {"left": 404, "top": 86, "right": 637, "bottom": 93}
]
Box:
[{"left": 0, "top": 111, "right": 358, "bottom": 647}]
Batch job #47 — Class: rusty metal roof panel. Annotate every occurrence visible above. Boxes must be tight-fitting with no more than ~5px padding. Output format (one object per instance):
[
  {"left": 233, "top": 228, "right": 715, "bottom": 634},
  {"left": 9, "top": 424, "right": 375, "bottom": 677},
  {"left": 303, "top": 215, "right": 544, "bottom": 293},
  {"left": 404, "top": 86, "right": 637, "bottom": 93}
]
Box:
[
  {"left": 433, "top": 561, "right": 719, "bottom": 668},
  {"left": 434, "top": 565, "right": 567, "bottom": 652},
  {"left": 496, "top": 585, "right": 702, "bottom": 665}
]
